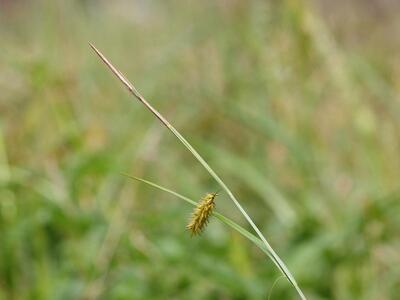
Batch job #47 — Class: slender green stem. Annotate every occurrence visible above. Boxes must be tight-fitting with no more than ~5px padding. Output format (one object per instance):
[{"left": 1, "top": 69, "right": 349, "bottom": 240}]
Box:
[
  {"left": 268, "top": 276, "right": 285, "bottom": 300},
  {"left": 121, "top": 174, "right": 274, "bottom": 261},
  {"left": 91, "top": 43, "right": 306, "bottom": 300}
]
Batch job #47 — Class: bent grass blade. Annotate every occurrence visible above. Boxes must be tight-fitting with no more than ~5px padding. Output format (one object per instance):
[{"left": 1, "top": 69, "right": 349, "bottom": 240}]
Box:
[{"left": 121, "top": 174, "right": 274, "bottom": 261}]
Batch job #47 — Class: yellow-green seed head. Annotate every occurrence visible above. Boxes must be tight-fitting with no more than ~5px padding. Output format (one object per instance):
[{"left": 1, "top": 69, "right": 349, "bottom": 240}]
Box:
[{"left": 187, "top": 192, "right": 217, "bottom": 236}]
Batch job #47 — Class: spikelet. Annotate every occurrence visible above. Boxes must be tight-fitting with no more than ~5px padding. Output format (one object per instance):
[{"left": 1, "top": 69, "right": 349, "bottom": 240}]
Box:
[{"left": 187, "top": 192, "right": 217, "bottom": 236}]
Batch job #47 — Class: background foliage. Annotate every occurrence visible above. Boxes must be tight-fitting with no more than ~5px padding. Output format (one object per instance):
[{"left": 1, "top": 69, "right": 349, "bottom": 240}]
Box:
[{"left": 1, "top": 1, "right": 400, "bottom": 299}]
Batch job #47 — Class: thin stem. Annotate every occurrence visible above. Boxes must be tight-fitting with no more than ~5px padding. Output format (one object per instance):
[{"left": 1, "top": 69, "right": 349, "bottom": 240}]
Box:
[
  {"left": 121, "top": 174, "right": 272, "bottom": 259},
  {"left": 90, "top": 43, "right": 306, "bottom": 300}
]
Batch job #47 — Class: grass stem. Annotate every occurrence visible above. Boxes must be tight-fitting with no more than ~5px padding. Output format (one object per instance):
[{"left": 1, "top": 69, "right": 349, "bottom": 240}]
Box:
[{"left": 91, "top": 43, "right": 306, "bottom": 300}]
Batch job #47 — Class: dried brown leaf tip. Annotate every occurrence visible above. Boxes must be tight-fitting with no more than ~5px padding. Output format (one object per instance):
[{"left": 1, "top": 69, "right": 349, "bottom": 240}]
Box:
[{"left": 187, "top": 192, "right": 217, "bottom": 236}]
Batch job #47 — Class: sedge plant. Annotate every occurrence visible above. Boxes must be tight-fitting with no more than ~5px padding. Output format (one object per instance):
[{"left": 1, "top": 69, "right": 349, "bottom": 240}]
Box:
[{"left": 90, "top": 43, "right": 307, "bottom": 300}]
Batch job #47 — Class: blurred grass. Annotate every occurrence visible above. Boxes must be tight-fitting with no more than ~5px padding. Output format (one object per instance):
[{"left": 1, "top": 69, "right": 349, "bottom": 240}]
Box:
[{"left": 1, "top": 0, "right": 400, "bottom": 299}]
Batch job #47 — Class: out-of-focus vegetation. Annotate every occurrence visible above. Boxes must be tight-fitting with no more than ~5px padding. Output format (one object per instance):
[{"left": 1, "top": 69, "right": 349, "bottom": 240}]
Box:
[{"left": 1, "top": 0, "right": 400, "bottom": 299}]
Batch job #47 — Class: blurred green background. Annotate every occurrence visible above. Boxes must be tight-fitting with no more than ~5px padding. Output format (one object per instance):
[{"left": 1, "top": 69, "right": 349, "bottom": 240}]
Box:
[{"left": 1, "top": 0, "right": 400, "bottom": 299}]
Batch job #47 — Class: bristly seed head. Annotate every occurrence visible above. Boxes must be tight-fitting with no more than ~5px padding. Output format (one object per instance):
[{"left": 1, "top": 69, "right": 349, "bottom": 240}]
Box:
[{"left": 187, "top": 192, "right": 217, "bottom": 236}]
